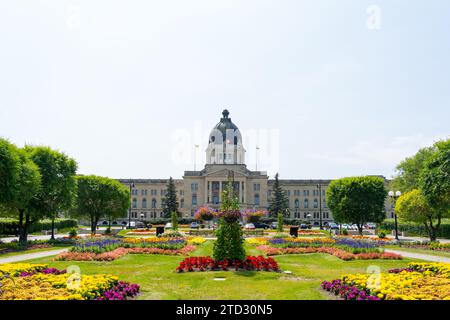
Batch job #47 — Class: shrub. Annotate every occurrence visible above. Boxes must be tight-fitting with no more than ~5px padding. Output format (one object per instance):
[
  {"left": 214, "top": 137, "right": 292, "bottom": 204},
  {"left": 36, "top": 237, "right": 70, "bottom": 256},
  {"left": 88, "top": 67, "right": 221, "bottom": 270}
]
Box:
[
  {"left": 377, "top": 230, "right": 387, "bottom": 239},
  {"left": 68, "top": 228, "right": 78, "bottom": 238},
  {"left": 277, "top": 213, "right": 283, "bottom": 233},
  {"left": 380, "top": 219, "right": 450, "bottom": 239},
  {"left": 171, "top": 211, "right": 179, "bottom": 230}
]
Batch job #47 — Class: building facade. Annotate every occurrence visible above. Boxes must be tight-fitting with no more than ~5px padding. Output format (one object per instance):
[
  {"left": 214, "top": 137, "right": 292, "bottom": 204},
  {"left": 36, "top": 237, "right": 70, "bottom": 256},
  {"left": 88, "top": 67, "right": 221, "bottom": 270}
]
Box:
[{"left": 119, "top": 110, "right": 393, "bottom": 225}]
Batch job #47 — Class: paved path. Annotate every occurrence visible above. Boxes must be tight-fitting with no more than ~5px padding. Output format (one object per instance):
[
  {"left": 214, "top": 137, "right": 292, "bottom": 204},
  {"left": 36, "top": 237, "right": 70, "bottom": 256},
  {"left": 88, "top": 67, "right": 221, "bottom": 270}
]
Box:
[
  {"left": 0, "top": 234, "right": 70, "bottom": 243},
  {"left": 0, "top": 248, "right": 69, "bottom": 264},
  {"left": 385, "top": 249, "right": 450, "bottom": 263}
]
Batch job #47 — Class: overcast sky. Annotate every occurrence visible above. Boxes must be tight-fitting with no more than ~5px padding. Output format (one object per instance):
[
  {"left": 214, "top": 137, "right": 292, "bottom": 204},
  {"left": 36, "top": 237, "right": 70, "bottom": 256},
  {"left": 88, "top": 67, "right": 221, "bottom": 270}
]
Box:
[{"left": 1, "top": 0, "right": 449, "bottom": 180}]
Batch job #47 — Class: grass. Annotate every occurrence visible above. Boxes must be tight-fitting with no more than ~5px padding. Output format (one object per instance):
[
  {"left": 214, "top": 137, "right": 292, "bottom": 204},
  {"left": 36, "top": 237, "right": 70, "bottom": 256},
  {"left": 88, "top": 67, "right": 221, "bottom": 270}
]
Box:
[{"left": 22, "top": 241, "right": 418, "bottom": 300}]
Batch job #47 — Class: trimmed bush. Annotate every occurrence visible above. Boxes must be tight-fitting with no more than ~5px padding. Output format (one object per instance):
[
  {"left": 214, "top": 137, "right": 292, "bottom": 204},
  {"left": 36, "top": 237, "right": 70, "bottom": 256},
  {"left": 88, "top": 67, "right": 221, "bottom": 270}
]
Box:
[{"left": 380, "top": 219, "right": 450, "bottom": 239}]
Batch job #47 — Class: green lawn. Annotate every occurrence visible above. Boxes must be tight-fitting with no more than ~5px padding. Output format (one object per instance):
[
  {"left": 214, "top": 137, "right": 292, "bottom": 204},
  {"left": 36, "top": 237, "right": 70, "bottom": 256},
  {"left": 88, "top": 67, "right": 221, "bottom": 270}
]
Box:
[{"left": 22, "top": 241, "right": 419, "bottom": 300}]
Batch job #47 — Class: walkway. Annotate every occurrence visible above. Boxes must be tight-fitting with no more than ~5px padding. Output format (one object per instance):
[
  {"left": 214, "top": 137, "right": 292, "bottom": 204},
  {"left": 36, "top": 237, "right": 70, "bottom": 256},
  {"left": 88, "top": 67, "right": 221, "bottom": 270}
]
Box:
[
  {"left": 0, "top": 248, "right": 69, "bottom": 264},
  {"left": 384, "top": 249, "right": 450, "bottom": 263}
]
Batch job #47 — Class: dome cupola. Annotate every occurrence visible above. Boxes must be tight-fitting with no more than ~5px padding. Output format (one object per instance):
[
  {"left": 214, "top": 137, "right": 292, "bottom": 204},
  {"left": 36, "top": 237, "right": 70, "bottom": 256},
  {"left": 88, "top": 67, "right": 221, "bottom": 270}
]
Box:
[{"left": 206, "top": 109, "right": 245, "bottom": 165}]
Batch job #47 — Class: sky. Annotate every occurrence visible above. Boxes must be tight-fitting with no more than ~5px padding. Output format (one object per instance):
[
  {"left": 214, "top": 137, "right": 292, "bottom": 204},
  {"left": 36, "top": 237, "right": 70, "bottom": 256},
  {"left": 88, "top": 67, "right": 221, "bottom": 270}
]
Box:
[{"left": 1, "top": 0, "right": 449, "bottom": 180}]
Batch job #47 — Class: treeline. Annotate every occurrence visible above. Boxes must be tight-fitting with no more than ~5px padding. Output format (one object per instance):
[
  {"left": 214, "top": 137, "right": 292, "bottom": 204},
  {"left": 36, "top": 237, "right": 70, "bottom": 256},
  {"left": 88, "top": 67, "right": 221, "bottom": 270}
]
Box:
[{"left": 0, "top": 138, "right": 130, "bottom": 243}]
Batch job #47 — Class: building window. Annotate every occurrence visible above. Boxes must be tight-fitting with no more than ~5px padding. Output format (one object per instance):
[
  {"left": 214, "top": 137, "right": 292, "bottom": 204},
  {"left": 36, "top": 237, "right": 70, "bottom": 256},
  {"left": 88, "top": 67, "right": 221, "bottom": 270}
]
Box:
[
  {"left": 314, "top": 198, "right": 318, "bottom": 209},
  {"left": 132, "top": 198, "right": 137, "bottom": 209},
  {"left": 295, "top": 199, "right": 300, "bottom": 208},
  {"left": 180, "top": 199, "right": 184, "bottom": 208},
  {"left": 304, "top": 199, "right": 309, "bottom": 208},
  {"left": 142, "top": 198, "right": 147, "bottom": 208},
  {"left": 254, "top": 194, "right": 260, "bottom": 206},
  {"left": 213, "top": 195, "right": 219, "bottom": 204},
  {"left": 152, "top": 199, "right": 157, "bottom": 208},
  {"left": 191, "top": 183, "right": 198, "bottom": 191},
  {"left": 192, "top": 194, "right": 197, "bottom": 206}
]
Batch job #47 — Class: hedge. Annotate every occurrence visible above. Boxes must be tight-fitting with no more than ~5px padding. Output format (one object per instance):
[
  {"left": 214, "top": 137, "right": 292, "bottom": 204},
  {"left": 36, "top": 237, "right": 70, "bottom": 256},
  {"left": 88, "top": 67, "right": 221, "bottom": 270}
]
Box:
[
  {"left": 380, "top": 219, "right": 450, "bottom": 239},
  {"left": 0, "top": 218, "right": 78, "bottom": 236}
]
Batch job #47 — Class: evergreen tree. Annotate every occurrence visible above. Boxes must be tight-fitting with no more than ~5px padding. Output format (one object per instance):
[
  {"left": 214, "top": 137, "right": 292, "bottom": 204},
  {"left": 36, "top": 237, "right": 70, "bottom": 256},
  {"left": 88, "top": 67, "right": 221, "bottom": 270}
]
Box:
[
  {"left": 162, "top": 177, "right": 179, "bottom": 218},
  {"left": 268, "top": 173, "right": 289, "bottom": 217}
]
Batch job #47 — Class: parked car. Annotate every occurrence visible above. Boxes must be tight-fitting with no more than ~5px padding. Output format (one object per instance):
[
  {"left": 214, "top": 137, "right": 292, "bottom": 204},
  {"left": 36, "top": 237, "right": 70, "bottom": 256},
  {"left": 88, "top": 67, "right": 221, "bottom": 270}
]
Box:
[
  {"left": 165, "top": 222, "right": 173, "bottom": 229},
  {"left": 328, "top": 223, "right": 339, "bottom": 230},
  {"left": 244, "top": 223, "right": 255, "bottom": 230},
  {"left": 270, "top": 222, "right": 278, "bottom": 229},
  {"left": 253, "top": 222, "right": 270, "bottom": 229},
  {"left": 299, "top": 223, "right": 308, "bottom": 229},
  {"left": 190, "top": 222, "right": 200, "bottom": 229},
  {"left": 366, "top": 223, "right": 377, "bottom": 229}
]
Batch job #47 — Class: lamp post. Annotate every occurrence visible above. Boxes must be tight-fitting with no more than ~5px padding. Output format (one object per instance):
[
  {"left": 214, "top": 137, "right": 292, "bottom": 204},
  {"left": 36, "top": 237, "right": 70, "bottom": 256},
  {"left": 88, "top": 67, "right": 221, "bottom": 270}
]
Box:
[
  {"left": 388, "top": 190, "right": 402, "bottom": 241},
  {"left": 317, "top": 184, "right": 323, "bottom": 230},
  {"left": 128, "top": 182, "right": 135, "bottom": 229}
]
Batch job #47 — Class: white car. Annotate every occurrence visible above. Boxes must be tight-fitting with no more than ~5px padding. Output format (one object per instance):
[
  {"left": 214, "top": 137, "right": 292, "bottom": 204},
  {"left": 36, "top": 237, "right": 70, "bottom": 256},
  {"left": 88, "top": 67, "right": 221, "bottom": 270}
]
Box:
[
  {"left": 244, "top": 223, "right": 255, "bottom": 230},
  {"left": 165, "top": 222, "right": 173, "bottom": 229}
]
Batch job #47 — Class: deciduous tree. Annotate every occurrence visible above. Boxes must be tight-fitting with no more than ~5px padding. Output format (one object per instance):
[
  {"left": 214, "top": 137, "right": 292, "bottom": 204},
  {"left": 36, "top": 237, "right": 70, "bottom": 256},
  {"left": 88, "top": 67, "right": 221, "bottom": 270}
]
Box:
[{"left": 327, "top": 176, "right": 387, "bottom": 235}]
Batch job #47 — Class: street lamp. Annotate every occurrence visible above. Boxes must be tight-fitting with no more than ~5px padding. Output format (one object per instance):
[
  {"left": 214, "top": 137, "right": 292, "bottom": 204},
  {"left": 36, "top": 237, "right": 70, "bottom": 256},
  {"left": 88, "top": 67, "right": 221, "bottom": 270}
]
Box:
[
  {"left": 128, "top": 182, "right": 135, "bottom": 229},
  {"left": 317, "top": 184, "right": 323, "bottom": 230},
  {"left": 388, "top": 190, "right": 402, "bottom": 241}
]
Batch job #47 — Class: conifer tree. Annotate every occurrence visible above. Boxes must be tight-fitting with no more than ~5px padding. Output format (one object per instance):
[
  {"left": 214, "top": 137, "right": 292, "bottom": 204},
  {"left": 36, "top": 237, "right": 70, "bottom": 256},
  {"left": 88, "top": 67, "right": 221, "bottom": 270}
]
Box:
[{"left": 162, "top": 177, "right": 179, "bottom": 218}]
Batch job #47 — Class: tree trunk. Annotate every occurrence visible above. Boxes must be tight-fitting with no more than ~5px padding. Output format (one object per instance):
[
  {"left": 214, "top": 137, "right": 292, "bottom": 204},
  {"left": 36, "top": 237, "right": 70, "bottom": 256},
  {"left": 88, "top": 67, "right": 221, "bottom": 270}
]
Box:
[
  {"left": 357, "top": 224, "right": 363, "bottom": 236},
  {"left": 50, "top": 218, "right": 55, "bottom": 240},
  {"left": 20, "top": 213, "right": 31, "bottom": 245},
  {"left": 18, "top": 209, "right": 26, "bottom": 244},
  {"left": 427, "top": 218, "right": 438, "bottom": 242},
  {"left": 91, "top": 216, "right": 96, "bottom": 235}
]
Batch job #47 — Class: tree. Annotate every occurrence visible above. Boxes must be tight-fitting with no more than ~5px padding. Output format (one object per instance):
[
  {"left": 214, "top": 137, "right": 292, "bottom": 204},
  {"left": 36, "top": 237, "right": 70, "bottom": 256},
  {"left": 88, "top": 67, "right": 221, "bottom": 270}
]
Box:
[
  {"left": 213, "top": 181, "right": 245, "bottom": 261},
  {"left": 0, "top": 139, "right": 41, "bottom": 244},
  {"left": 390, "top": 146, "right": 434, "bottom": 193},
  {"left": 419, "top": 139, "right": 450, "bottom": 236},
  {"left": 395, "top": 189, "right": 440, "bottom": 241},
  {"left": 162, "top": 177, "right": 179, "bottom": 218},
  {"left": 420, "top": 139, "right": 450, "bottom": 210},
  {"left": 73, "top": 175, "right": 130, "bottom": 234},
  {"left": 268, "top": 173, "right": 289, "bottom": 218},
  {"left": 327, "top": 176, "right": 387, "bottom": 235},
  {"left": 25, "top": 146, "right": 78, "bottom": 240}
]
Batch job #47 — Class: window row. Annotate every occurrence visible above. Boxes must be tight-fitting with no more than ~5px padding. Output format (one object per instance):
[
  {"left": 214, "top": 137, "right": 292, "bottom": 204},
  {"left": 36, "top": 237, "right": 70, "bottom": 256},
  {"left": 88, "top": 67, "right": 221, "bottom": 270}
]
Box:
[
  {"left": 292, "top": 211, "right": 330, "bottom": 219},
  {"left": 132, "top": 198, "right": 185, "bottom": 209}
]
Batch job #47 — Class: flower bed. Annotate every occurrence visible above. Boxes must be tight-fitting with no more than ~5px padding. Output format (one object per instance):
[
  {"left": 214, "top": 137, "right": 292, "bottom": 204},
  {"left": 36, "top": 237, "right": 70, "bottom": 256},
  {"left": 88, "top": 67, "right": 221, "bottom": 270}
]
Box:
[
  {"left": 321, "top": 279, "right": 380, "bottom": 300},
  {"left": 322, "top": 262, "right": 450, "bottom": 300},
  {"left": 268, "top": 237, "right": 335, "bottom": 248},
  {"left": 176, "top": 256, "right": 279, "bottom": 272},
  {"left": 257, "top": 245, "right": 402, "bottom": 261},
  {"left": 187, "top": 237, "right": 207, "bottom": 245},
  {"left": 0, "top": 263, "right": 140, "bottom": 300},
  {"left": 398, "top": 241, "right": 450, "bottom": 252},
  {"left": 56, "top": 245, "right": 196, "bottom": 261}
]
